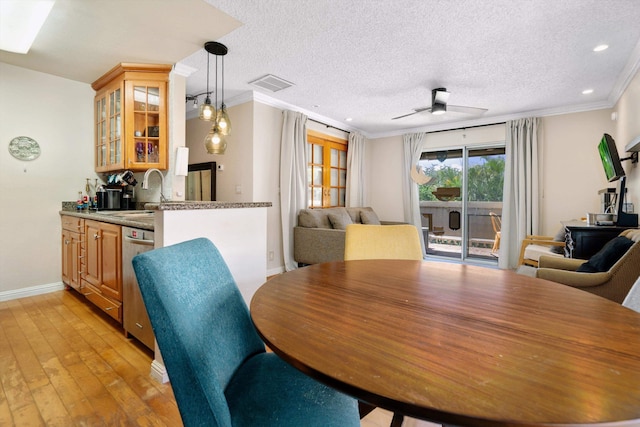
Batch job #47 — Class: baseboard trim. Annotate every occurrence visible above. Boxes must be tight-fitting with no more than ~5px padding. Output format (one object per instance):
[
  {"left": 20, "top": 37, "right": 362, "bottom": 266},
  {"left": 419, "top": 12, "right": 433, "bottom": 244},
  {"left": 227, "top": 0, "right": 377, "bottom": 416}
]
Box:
[
  {"left": 0, "top": 282, "right": 65, "bottom": 302},
  {"left": 150, "top": 359, "right": 170, "bottom": 384},
  {"left": 267, "top": 266, "right": 285, "bottom": 277}
]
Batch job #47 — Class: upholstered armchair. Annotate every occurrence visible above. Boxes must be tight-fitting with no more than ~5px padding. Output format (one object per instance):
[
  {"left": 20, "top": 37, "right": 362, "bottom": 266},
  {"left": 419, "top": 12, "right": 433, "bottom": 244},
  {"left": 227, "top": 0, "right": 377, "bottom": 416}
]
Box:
[
  {"left": 132, "top": 238, "right": 360, "bottom": 427},
  {"left": 536, "top": 229, "right": 640, "bottom": 303}
]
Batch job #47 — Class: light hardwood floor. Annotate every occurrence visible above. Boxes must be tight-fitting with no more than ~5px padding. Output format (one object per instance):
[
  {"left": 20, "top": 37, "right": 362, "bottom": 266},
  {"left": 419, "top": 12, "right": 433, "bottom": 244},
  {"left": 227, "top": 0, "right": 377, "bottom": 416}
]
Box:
[
  {"left": 0, "top": 289, "right": 181, "bottom": 426},
  {"left": 0, "top": 290, "right": 439, "bottom": 427}
]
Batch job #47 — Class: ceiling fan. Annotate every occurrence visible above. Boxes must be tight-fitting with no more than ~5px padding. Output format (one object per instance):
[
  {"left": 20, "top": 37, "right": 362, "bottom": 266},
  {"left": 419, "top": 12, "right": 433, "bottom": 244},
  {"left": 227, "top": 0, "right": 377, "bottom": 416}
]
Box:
[{"left": 392, "top": 88, "right": 488, "bottom": 120}]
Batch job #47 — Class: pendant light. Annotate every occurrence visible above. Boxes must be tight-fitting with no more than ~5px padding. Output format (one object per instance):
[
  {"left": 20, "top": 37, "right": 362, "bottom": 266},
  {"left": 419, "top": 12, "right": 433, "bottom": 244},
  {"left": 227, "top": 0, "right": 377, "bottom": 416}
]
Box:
[
  {"left": 202, "top": 41, "right": 230, "bottom": 154},
  {"left": 216, "top": 54, "right": 231, "bottom": 135},
  {"left": 204, "top": 124, "right": 227, "bottom": 154},
  {"left": 198, "top": 49, "right": 215, "bottom": 121}
]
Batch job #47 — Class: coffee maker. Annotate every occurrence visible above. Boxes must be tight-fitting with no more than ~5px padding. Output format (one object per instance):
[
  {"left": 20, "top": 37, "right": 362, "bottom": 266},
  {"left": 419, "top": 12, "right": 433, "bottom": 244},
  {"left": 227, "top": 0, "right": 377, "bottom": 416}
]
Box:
[{"left": 96, "top": 171, "right": 138, "bottom": 210}]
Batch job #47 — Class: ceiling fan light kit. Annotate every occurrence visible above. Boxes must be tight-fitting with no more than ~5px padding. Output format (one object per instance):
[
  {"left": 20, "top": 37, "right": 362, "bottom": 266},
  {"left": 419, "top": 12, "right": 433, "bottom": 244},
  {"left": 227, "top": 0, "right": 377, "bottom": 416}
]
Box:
[{"left": 392, "top": 87, "right": 487, "bottom": 120}]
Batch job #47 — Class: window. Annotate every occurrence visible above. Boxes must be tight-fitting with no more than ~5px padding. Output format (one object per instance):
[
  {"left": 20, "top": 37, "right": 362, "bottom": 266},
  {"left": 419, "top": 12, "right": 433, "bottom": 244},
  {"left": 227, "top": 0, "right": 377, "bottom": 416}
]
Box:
[{"left": 307, "top": 130, "right": 348, "bottom": 208}]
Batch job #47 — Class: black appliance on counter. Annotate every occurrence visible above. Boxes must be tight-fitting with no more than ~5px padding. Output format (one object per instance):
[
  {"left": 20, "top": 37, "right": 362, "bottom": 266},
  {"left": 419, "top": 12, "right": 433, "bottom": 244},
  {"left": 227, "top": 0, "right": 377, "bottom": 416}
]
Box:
[
  {"left": 96, "top": 185, "right": 135, "bottom": 210},
  {"left": 96, "top": 171, "right": 138, "bottom": 210}
]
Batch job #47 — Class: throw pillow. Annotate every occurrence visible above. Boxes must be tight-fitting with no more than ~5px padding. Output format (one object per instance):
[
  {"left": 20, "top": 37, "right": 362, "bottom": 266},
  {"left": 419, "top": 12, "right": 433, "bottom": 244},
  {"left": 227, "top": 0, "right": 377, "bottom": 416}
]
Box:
[
  {"left": 360, "top": 210, "right": 381, "bottom": 225},
  {"left": 328, "top": 211, "right": 353, "bottom": 230},
  {"left": 576, "top": 236, "right": 634, "bottom": 273}
]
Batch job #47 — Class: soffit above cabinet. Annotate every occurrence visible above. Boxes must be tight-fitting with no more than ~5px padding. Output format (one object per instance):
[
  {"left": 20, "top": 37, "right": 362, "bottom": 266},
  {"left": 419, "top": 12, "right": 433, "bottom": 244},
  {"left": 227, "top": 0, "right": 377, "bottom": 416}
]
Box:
[{"left": 0, "top": 0, "right": 241, "bottom": 84}]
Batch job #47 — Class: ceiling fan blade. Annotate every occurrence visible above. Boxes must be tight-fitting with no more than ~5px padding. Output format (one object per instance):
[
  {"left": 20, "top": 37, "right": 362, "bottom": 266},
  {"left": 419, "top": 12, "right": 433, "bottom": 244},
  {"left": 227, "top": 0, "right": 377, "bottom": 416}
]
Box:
[
  {"left": 392, "top": 107, "right": 431, "bottom": 120},
  {"left": 447, "top": 105, "right": 488, "bottom": 115}
]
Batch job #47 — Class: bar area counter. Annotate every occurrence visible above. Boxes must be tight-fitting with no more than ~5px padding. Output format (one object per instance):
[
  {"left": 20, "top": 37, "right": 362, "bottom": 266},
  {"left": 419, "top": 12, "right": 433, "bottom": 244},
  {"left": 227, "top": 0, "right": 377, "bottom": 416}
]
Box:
[{"left": 145, "top": 201, "right": 272, "bottom": 305}]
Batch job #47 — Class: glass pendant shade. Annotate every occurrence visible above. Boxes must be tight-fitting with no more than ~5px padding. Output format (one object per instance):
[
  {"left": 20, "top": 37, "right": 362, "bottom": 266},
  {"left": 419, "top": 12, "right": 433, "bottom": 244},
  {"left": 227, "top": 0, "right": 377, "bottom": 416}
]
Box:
[
  {"left": 199, "top": 97, "right": 215, "bottom": 121},
  {"left": 204, "top": 124, "right": 227, "bottom": 154},
  {"left": 216, "top": 103, "right": 232, "bottom": 135}
]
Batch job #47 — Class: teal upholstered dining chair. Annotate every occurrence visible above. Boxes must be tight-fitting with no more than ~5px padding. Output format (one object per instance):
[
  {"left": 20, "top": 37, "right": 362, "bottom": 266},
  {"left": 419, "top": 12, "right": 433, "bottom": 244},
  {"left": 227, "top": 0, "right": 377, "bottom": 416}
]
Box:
[{"left": 132, "top": 238, "right": 359, "bottom": 427}]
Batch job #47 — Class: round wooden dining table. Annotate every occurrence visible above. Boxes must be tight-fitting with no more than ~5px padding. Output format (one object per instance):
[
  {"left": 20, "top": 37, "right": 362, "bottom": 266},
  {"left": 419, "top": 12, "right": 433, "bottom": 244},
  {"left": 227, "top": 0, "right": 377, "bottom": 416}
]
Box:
[{"left": 250, "top": 260, "right": 640, "bottom": 427}]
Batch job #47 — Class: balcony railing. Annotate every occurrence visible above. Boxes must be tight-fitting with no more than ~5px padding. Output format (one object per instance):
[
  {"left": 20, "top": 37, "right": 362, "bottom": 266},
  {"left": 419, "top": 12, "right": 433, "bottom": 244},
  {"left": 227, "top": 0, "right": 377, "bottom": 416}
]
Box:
[{"left": 420, "top": 201, "right": 502, "bottom": 260}]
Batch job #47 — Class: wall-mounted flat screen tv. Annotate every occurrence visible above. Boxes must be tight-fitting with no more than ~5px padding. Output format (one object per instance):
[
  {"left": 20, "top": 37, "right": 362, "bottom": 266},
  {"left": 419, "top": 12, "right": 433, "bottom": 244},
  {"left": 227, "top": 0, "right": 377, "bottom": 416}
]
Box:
[{"left": 598, "top": 133, "right": 625, "bottom": 182}]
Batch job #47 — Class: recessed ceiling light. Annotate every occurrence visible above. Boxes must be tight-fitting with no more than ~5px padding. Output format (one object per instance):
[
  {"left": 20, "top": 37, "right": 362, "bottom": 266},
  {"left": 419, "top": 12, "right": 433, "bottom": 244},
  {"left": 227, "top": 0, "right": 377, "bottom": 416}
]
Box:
[
  {"left": 582, "top": 89, "right": 594, "bottom": 95},
  {"left": 345, "top": 117, "right": 353, "bottom": 122},
  {"left": 593, "top": 44, "right": 609, "bottom": 52}
]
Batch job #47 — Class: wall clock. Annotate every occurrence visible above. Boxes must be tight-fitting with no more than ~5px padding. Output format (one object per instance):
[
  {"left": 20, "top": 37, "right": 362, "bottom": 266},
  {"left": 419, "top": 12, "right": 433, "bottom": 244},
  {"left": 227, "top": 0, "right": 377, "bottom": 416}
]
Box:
[{"left": 8, "top": 136, "right": 41, "bottom": 161}]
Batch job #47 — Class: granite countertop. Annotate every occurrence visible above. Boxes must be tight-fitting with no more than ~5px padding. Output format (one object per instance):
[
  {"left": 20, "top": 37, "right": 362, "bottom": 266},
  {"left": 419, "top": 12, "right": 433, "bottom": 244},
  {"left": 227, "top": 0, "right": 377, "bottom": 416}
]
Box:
[
  {"left": 145, "top": 201, "right": 272, "bottom": 210},
  {"left": 60, "top": 209, "right": 156, "bottom": 231},
  {"left": 60, "top": 201, "right": 272, "bottom": 231}
]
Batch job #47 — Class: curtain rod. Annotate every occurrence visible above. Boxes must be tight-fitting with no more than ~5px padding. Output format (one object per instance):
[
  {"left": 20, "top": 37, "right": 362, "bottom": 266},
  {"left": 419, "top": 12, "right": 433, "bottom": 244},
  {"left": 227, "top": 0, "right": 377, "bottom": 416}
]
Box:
[
  {"left": 308, "top": 118, "right": 351, "bottom": 134},
  {"left": 427, "top": 121, "right": 506, "bottom": 134}
]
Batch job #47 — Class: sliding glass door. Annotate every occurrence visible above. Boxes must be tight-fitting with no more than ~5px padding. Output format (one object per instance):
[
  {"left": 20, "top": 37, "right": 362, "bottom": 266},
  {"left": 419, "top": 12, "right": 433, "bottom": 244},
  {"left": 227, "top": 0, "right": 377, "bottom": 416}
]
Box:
[{"left": 418, "top": 145, "right": 505, "bottom": 262}]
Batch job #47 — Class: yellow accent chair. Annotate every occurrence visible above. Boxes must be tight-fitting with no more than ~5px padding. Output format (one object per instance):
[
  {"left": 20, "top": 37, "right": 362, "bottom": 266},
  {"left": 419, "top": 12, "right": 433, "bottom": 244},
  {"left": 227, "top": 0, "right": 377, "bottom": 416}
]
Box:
[
  {"left": 344, "top": 223, "right": 422, "bottom": 427},
  {"left": 344, "top": 224, "right": 423, "bottom": 261}
]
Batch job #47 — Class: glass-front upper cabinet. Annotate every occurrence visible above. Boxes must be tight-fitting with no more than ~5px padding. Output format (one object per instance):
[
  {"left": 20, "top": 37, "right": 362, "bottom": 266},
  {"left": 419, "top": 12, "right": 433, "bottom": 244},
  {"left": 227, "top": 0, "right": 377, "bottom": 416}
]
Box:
[{"left": 92, "top": 63, "right": 171, "bottom": 172}]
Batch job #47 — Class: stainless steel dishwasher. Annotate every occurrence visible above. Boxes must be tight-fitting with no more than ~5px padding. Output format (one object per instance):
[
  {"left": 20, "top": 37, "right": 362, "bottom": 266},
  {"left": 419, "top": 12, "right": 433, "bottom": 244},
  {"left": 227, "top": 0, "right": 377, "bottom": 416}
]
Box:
[{"left": 122, "top": 226, "right": 155, "bottom": 350}]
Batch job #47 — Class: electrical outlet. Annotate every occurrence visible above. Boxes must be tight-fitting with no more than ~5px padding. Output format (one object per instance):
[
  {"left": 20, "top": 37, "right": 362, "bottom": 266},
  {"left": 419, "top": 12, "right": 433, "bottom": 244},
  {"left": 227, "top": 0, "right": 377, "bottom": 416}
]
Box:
[{"left": 268, "top": 251, "right": 274, "bottom": 261}]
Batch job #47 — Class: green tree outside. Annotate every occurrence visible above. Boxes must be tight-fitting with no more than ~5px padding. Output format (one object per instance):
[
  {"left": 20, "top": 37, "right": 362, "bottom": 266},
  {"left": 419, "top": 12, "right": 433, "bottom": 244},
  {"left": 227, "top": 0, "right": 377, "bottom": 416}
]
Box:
[{"left": 418, "top": 156, "right": 504, "bottom": 202}]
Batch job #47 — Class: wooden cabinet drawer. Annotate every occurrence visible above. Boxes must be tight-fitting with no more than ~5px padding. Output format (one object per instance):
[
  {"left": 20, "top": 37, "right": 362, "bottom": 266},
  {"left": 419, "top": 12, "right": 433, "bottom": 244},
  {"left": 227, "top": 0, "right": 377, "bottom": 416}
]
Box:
[
  {"left": 62, "top": 216, "right": 85, "bottom": 232},
  {"left": 84, "top": 283, "right": 122, "bottom": 323}
]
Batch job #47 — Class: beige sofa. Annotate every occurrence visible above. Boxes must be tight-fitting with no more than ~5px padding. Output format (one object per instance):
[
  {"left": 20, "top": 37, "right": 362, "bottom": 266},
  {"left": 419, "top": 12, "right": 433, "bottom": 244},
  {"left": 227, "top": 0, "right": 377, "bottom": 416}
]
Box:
[{"left": 294, "top": 207, "right": 402, "bottom": 265}]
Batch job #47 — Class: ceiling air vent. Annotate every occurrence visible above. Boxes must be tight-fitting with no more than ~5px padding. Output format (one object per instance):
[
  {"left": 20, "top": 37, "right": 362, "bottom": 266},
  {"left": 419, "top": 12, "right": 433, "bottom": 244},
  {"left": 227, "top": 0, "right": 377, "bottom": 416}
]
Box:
[{"left": 249, "top": 74, "right": 294, "bottom": 92}]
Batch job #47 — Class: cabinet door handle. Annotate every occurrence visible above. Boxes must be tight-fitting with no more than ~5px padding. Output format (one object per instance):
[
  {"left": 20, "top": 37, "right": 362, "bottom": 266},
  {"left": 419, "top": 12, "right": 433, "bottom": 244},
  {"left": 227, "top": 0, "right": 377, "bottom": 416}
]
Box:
[
  {"left": 93, "top": 234, "right": 100, "bottom": 240},
  {"left": 105, "top": 307, "right": 114, "bottom": 311},
  {"left": 135, "top": 323, "right": 143, "bottom": 329}
]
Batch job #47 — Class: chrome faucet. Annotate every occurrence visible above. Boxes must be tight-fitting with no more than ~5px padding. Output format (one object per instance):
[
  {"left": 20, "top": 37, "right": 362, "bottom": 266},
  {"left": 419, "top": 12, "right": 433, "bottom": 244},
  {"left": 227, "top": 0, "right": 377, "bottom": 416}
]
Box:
[{"left": 142, "top": 168, "right": 167, "bottom": 202}]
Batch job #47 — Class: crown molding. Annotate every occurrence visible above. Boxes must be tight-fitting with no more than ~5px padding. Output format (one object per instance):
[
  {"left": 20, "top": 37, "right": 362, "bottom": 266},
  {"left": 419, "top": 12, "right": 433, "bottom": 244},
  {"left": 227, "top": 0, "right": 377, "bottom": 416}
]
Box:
[
  {"left": 609, "top": 38, "right": 640, "bottom": 105},
  {"left": 173, "top": 62, "right": 198, "bottom": 78}
]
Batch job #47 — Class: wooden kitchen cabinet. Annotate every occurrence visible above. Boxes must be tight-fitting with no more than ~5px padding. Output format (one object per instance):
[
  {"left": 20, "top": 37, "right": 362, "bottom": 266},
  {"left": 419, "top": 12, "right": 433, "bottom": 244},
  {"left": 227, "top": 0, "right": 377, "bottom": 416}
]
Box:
[
  {"left": 92, "top": 63, "right": 172, "bottom": 173},
  {"left": 61, "top": 216, "right": 84, "bottom": 291},
  {"left": 84, "top": 219, "right": 123, "bottom": 323}
]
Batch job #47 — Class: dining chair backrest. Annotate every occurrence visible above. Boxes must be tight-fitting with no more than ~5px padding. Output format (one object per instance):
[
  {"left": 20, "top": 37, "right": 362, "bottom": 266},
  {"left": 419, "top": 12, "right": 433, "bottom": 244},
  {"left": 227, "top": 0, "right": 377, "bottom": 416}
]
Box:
[
  {"left": 133, "top": 238, "right": 360, "bottom": 427},
  {"left": 132, "top": 238, "right": 265, "bottom": 426},
  {"left": 344, "top": 224, "right": 423, "bottom": 261}
]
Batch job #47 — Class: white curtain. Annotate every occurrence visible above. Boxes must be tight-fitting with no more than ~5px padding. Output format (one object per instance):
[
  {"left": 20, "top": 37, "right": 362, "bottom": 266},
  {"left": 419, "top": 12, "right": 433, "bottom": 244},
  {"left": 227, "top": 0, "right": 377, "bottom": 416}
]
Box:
[
  {"left": 499, "top": 117, "right": 540, "bottom": 269},
  {"left": 402, "top": 133, "right": 427, "bottom": 255},
  {"left": 280, "top": 110, "right": 308, "bottom": 271},
  {"left": 346, "top": 132, "right": 367, "bottom": 207}
]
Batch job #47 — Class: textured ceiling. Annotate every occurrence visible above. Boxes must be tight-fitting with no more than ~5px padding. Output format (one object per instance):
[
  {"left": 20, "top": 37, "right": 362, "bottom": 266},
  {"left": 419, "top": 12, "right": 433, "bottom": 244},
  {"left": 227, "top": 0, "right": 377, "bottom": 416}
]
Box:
[
  {"left": 180, "top": 0, "right": 640, "bottom": 137},
  {"left": 2, "top": 0, "right": 639, "bottom": 138}
]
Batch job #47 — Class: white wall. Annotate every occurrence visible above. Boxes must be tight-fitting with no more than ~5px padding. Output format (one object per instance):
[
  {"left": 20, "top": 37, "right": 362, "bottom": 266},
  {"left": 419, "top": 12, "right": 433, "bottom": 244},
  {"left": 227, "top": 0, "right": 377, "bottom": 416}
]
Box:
[
  {"left": 252, "top": 102, "right": 284, "bottom": 274},
  {"left": 186, "top": 102, "right": 254, "bottom": 202},
  {"left": 0, "top": 63, "right": 96, "bottom": 294},
  {"left": 367, "top": 135, "right": 406, "bottom": 222},
  {"left": 540, "top": 109, "right": 615, "bottom": 234}
]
